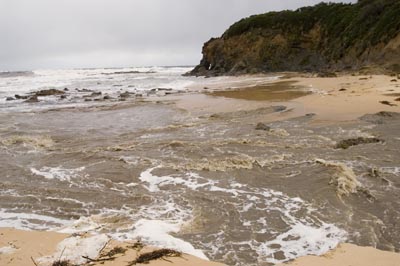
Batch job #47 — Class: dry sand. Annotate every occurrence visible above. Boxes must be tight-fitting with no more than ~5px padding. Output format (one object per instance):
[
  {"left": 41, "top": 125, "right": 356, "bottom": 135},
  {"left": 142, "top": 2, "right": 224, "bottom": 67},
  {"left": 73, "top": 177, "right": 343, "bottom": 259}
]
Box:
[
  {"left": 173, "top": 74, "right": 400, "bottom": 123},
  {"left": 0, "top": 228, "right": 226, "bottom": 266},
  {"left": 291, "top": 74, "right": 400, "bottom": 121}
]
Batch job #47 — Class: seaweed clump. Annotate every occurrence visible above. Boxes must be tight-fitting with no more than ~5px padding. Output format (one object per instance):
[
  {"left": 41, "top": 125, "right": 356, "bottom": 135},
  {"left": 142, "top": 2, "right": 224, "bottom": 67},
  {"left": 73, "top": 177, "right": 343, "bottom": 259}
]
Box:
[
  {"left": 102, "top": 246, "right": 127, "bottom": 258},
  {"left": 51, "top": 260, "right": 76, "bottom": 266},
  {"left": 129, "top": 249, "right": 182, "bottom": 265},
  {"left": 335, "top": 137, "right": 382, "bottom": 149}
]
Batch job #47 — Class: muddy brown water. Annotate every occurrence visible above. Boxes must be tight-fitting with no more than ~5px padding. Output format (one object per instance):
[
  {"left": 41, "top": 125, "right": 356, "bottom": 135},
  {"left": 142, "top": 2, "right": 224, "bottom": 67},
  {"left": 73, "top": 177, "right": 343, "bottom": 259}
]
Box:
[
  {"left": 0, "top": 94, "right": 399, "bottom": 266},
  {"left": 208, "top": 81, "right": 310, "bottom": 101}
]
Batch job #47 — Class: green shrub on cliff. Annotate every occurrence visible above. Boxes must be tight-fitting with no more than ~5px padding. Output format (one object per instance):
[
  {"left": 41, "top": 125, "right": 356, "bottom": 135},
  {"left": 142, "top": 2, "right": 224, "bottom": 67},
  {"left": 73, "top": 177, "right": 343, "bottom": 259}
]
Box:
[{"left": 190, "top": 0, "right": 400, "bottom": 76}]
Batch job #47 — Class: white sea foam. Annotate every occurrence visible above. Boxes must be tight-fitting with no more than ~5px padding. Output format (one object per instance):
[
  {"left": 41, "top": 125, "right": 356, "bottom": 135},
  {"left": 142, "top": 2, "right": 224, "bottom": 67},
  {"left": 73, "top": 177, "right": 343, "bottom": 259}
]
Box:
[
  {"left": 1, "top": 165, "right": 346, "bottom": 265},
  {"left": 0, "top": 245, "right": 17, "bottom": 255},
  {"left": 132, "top": 219, "right": 209, "bottom": 260},
  {"left": 137, "top": 167, "right": 346, "bottom": 264},
  {"left": 380, "top": 166, "right": 400, "bottom": 176},
  {"left": 258, "top": 223, "right": 345, "bottom": 264},
  {"left": 0, "top": 209, "right": 71, "bottom": 230},
  {"left": 139, "top": 167, "right": 214, "bottom": 192},
  {"left": 39, "top": 234, "right": 109, "bottom": 265},
  {"left": 30, "top": 166, "right": 85, "bottom": 182}
]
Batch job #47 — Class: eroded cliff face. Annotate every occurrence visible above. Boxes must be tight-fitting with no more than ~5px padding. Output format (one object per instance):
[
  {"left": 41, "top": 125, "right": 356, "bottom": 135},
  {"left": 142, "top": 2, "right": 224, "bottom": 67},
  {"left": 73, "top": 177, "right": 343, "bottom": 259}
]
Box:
[{"left": 189, "top": 0, "right": 400, "bottom": 76}]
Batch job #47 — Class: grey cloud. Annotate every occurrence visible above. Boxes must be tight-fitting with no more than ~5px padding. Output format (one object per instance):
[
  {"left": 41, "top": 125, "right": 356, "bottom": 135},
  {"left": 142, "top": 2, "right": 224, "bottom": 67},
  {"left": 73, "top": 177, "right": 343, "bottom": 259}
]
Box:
[{"left": 0, "top": 0, "right": 356, "bottom": 71}]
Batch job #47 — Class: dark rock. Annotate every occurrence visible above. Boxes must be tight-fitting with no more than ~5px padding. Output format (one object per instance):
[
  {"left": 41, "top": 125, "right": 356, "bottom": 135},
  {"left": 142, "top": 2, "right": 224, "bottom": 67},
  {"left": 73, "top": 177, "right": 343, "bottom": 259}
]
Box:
[
  {"left": 103, "top": 95, "right": 112, "bottom": 100},
  {"left": 91, "top": 92, "right": 102, "bottom": 96},
  {"left": 339, "top": 88, "right": 347, "bottom": 91},
  {"left": 379, "top": 100, "right": 396, "bottom": 106},
  {"left": 203, "top": 87, "right": 209, "bottom": 90},
  {"left": 15, "top": 94, "right": 29, "bottom": 100},
  {"left": 64, "top": 88, "right": 69, "bottom": 91},
  {"left": 390, "top": 79, "right": 398, "bottom": 82},
  {"left": 335, "top": 137, "right": 383, "bottom": 149},
  {"left": 395, "top": 97, "right": 400, "bottom": 101},
  {"left": 24, "top": 95, "right": 39, "bottom": 103},
  {"left": 60, "top": 95, "right": 67, "bottom": 99},
  {"left": 84, "top": 98, "right": 92, "bottom": 102},
  {"left": 317, "top": 72, "right": 337, "bottom": 78},
  {"left": 360, "top": 111, "right": 400, "bottom": 124},
  {"left": 34, "top": 89, "right": 65, "bottom": 96},
  {"left": 6, "top": 97, "right": 15, "bottom": 101},
  {"left": 272, "top": 106, "right": 287, "bottom": 112},
  {"left": 255, "top": 123, "right": 271, "bottom": 131},
  {"left": 119, "top": 92, "right": 131, "bottom": 98}
]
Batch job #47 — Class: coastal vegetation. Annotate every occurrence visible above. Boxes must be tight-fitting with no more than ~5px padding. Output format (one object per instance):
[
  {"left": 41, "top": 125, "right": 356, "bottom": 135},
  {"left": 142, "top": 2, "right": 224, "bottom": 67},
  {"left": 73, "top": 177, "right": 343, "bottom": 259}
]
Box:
[{"left": 189, "top": 0, "right": 400, "bottom": 76}]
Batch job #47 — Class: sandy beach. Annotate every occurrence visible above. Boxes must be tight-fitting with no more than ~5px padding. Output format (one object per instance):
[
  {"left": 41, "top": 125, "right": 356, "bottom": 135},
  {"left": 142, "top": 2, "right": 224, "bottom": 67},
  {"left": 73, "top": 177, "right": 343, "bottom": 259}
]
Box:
[
  {"left": 174, "top": 74, "right": 400, "bottom": 121},
  {"left": 0, "top": 228, "right": 226, "bottom": 266},
  {"left": 278, "top": 243, "right": 400, "bottom": 266}
]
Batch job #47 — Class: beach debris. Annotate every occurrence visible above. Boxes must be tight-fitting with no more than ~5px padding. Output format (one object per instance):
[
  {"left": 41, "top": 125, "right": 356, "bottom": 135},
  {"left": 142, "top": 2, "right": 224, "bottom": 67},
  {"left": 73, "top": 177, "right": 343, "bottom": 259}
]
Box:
[
  {"left": 6, "top": 97, "right": 15, "bottom": 101},
  {"left": 129, "top": 249, "right": 182, "bottom": 265},
  {"left": 379, "top": 100, "right": 396, "bottom": 106},
  {"left": 390, "top": 79, "right": 397, "bottom": 82},
  {"left": 339, "top": 88, "right": 347, "bottom": 91},
  {"left": 335, "top": 137, "right": 382, "bottom": 149},
  {"left": 395, "top": 97, "right": 400, "bottom": 101},
  {"left": 255, "top": 122, "right": 271, "bottom": 131}
]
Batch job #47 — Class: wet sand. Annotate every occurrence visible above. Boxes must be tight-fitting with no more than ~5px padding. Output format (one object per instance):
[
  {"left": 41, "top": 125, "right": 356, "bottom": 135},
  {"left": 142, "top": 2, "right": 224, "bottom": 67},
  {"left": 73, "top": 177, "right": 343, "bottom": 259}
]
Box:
[
  {"left": 278, "top": 243, "right": 400, "bottom": 266},
  {"left": 207, "top": 81, "right": 310, "bottom": 102}
]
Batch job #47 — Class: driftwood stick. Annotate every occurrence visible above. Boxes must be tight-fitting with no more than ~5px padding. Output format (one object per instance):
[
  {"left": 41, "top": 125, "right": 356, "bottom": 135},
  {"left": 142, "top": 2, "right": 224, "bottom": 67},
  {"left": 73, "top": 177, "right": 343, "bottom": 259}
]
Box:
[
  {"left": 82, "top": 255, "right": 115, "bottom": 262},
  {"left": 30, "top": 256, "right": 39, "bottom": 266}
]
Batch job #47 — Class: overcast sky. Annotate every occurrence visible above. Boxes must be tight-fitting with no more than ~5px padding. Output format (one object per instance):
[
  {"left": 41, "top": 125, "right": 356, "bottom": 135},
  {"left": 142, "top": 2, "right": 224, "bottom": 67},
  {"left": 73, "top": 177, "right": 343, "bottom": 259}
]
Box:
[{"left": 0, "top": 0, "right": 356, "bottom": 71}]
